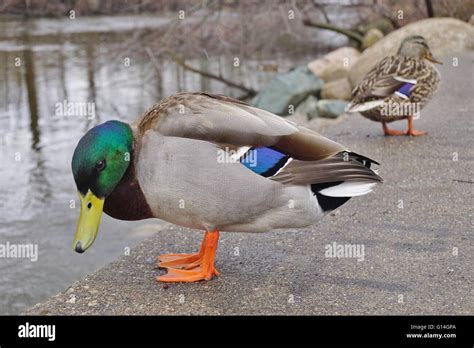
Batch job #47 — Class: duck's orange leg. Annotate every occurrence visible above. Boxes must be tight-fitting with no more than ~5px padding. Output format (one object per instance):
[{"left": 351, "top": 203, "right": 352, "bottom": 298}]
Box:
[
  {"left": 157, "top": 231, "right": 220, "bottom": 282},
  {"left": 406, "top": 115, "right": 427, "bottom": 136},
  {"left": 382, "top": 122, "right": 404, "bottom": 136}
]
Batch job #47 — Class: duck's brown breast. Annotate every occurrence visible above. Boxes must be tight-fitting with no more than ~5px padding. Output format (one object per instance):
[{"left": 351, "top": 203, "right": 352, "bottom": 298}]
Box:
[{"left": 103, "top": 161, "right": 153, "bottom": 221}]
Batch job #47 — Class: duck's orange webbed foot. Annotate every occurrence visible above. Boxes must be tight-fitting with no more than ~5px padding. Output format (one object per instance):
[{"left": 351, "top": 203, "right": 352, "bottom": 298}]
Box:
[
  {"left": 157, "top": 252, "right": 202, "bottom": 269},
  {"left": 406, "top": 129, "right": 427, "bottom": 136},
  {"left": 406, "top": 115, "right": 427, "bottom": 136},
  {"left": 382, "top": 122, "right": 405, "bottom": 136},
  {"left": 156, "top": 230, "right": 220, "bottom": 282}
]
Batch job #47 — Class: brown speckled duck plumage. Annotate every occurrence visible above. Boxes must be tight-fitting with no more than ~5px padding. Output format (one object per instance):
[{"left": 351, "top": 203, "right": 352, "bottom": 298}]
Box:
[
  {"left": 347, "top": 35, "right": 441, "bottom": 136},
  {"left": 350, "top": 55, "right": 440, "bottom": 122}
]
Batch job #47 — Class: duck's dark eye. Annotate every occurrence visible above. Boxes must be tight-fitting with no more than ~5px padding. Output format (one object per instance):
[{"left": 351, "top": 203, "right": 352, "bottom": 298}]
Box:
[{"left": 96, "top": 159, "right": 106, "bottom": 172}]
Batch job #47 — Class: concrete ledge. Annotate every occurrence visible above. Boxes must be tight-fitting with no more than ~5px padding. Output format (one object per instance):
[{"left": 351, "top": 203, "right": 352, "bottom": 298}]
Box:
[{"left": 25, "top": 53, "right": 473, "bottom": 315}]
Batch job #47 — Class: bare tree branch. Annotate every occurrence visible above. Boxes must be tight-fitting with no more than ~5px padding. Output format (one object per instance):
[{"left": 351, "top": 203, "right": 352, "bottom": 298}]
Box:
[
  {"left": 311, "top": 0, "right": 331, "bottom": 23},
  {"left": 146, "top": 47, "right": 256, "bottom": 98},
  {"left": 302, "top": 17, "right": 363, "bottom": 44}
]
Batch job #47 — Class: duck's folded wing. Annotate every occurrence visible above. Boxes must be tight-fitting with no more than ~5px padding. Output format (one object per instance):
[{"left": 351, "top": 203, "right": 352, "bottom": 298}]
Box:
[
  {"left": 136, "top": 92, "right": 348, "bottom": 160},
  {"left": 362, "top": 75, "right": 414, "bottom": 99},
  {"left": 137, "top": 92, "right": 296, "bottom": 146},
  {"left": 348, "top": 56, "right": 418, "bottom": 112},
  {"left": 271, "top": 151, "right": 382, "bottom": 186}
]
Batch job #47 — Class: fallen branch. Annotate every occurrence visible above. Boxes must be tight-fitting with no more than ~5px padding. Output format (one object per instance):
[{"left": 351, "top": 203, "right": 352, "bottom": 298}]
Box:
[
  {"left": 425, "top": 0, "right": 434, "bottom": 18},
  {"left": 146, "top": 47, "right": 257, "bottom": 98},
  {"left": 302, "top": 17, "right": 363, "bottom": 44}
]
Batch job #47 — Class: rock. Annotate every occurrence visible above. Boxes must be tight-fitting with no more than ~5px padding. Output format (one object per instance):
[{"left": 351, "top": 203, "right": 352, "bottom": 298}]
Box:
[
  {"left": 252, "top": 67, "right": 323, "bottom": 115},
  {"left": 308, "top": 47, "right": 360, "bottom": 82},
  {"left": 356, "top": 18, "right": 395, "bottom": 35},
  {"left": 349, "top": 18, "right": 474, "bottom": 86},
  {"left": 318, "top": 65, "right": 349, "bottom": 82},
  {"left": 320, "top": 78, "right": 352, "bottom": 101},
  {"left": 362, "top": 28, "right": 384, "bottom": 49},
  {"left": 316, "top": 100, "right": 349, "bottom": 119},
  {"left": 295, "top": 95, "right": 319, "bottom": 120}
]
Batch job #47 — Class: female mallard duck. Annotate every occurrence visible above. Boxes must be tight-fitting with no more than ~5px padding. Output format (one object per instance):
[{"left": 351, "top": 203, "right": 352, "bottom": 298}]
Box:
[
  {"left": 71, "top": 92, "right": 382, "bottom": 282},
  {"left": 347, "top": 35, "right": 441, "bottom": 136}
]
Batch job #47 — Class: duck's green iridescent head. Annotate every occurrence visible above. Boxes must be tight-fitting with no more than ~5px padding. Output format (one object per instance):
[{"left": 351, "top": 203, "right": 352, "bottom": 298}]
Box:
[{"left": 71, "top": 120, "right": 133, "bottom": 253}]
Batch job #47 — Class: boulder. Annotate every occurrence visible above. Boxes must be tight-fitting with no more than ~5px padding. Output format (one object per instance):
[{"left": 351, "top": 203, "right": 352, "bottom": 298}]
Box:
[
  {"left": 295, "top": 95, "right": 319, "bottom": 120},
  {"left": 307, "top": 47, "right": 360, "bottom": 82},
  {"left": 318, "top": 65, "right": 350, "bottom": 82},
  {"left": 356, "top": 17, "right": 395, "bottom": 35},
  {"left": 349, "top": 18, "right": 474, "bottom": 86},
  {"left": 362, "top": 28, "right": 384, "bottom": 49},
  {"left": 252, "top": 67, "right": 324, "bottom": 115},
  {"left": 321, "top": 78, "right": 352, "bottom": 100},
  {"left": 316, "top": 99, "right": 349, "bottom": 119}
]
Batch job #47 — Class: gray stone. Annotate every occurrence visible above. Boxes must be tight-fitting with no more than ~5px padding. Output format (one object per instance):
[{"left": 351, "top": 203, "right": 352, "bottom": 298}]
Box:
[
  {"left": 356, "top": 17, "right": 395, "bottom": 35},
  {"left": 350, "top": 18, "right": 474, "bottom": 86},
  {"left": 295, "top": 95, "right": 319, "bottom": 120},
  {"left": 321, "top": 78, "right": 352, "bottom": 101},
  {"left": 316, "top": 99, "right": 349, "bottom": 119},
  {"left": 362, "top": 28, "right": 384, "bottom": 49},
  {"left": 252, "top": 67, "right": 324, "bottom": 115},
  {"left": 318, "top": 65, "right": 349, "bottom": 82},
  {"left": 308, "top": 47, "right": 360, "bottom": 82}
]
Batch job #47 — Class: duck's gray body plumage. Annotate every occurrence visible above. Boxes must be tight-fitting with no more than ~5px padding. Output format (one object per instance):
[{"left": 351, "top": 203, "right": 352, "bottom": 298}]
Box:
[
  {"left": 121, "top": 92, "right": 382, "bottom": 233},
  {"left": 136, "top": 132, "right": 320, "bottom": 232}
]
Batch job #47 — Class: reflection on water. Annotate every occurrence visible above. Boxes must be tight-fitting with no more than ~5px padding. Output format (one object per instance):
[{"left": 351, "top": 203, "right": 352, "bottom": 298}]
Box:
[
  {"left": 24, "top": 48, "right": 39, "bottom": 150},
  {"left": 0, "top": 15, "right": 314, "bottom": 314}
]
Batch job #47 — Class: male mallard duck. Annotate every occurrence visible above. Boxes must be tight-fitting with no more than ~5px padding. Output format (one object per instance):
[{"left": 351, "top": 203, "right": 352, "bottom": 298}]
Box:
[
  {"left": 71, "top": 92, "right": 382, "bottom": 282},
  {"left": 346, "top": 35, "right": 441, "bottom": 136}
]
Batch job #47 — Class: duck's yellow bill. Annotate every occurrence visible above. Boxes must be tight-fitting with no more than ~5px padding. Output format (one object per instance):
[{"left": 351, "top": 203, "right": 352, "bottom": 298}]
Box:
[
  {"left": 72, "top": 190, "right": 104, "bottom": 253},
  {"left": 426, "top": 52, "right": 443, "bottom": 65}
]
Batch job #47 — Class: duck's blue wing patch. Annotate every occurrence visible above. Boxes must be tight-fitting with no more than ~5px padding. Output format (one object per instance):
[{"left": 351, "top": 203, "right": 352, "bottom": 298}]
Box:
[
  {"left": 395, "top": 82, "right": 415, "bottom": 98},
  {"left": 240, "top": 147, "right": 290, "bottom": 177}
]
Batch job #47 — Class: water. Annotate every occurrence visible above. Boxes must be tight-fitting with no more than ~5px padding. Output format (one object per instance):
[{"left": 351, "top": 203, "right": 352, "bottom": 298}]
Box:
[{"left": 0, "top": 15, "right": 317, "bottom": 314}]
